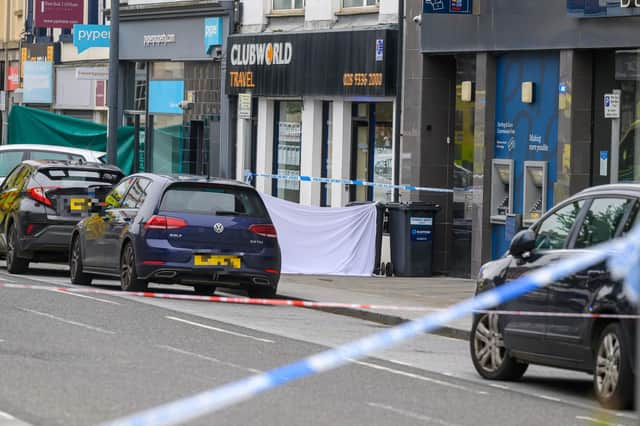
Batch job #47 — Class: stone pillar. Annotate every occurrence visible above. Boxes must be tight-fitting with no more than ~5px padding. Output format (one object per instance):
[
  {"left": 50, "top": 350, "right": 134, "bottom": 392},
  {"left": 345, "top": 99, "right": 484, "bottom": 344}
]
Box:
[
  {"left": 471, "top": 53, "right": 496, "bottom": 276},
  {"left": 331, "top": 100, "right": 352, "bottom": 207},
  {"left": 555, "top": 50, "right": 593, "bottom": 203},
  {"left": 235, "top": 103, "right": 252, "bottom": 181},
  {"left": 419, "top": 55, "right": 456, "bottom": 275},
  {"left": 300, "top": 98, "right": 323, "bottom": 206},
  {"left": 256, "top": 98, "right": 274, "bottom": 195}
]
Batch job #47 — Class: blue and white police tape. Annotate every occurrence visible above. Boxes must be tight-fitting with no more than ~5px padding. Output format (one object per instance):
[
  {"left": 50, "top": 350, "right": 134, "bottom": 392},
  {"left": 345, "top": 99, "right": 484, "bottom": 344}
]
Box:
[
  {"left": 101, "top": 224, "right": 640, "bottom": 426},
  {"left": 244, "top": 170, "right": 455, "bottom": 194}
]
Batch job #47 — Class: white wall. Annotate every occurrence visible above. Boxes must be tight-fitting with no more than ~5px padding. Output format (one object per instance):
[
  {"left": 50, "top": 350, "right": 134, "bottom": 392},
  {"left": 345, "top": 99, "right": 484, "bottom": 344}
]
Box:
[
  {"left": 256, "top": 98, "right": 274, "bottom": 195},
  {"left": 305, "top": 0, "right": 336, "bottom": 22},
  {"left": 331, "top": 100, "right": 352, "bottom": 207},
  {"left": 240, "top": 0, "right": 269, "bottom": 32},
  {"left": 300, "top": 99, "right": 323, "bottom": 206}
]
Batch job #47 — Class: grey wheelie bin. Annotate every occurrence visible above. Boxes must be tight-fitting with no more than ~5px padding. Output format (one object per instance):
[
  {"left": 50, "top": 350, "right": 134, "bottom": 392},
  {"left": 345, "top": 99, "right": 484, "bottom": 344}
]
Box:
[{"left": 387, "top": 202, "right": 439, "bottom": 277}]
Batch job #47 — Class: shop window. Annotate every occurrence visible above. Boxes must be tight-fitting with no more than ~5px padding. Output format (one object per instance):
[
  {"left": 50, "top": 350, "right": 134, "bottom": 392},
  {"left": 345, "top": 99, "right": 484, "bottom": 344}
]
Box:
[
  {"left": 273, "top": 101, "right": 302, "bottom": 203},
  {"left": 343, "top": 0, "right": 377, "bottom": 7},
  {"left": 151, "top": 62, "right": 184, "bottom": 80},
  {"left": 273, "top": 0, "right": 304, "bottom": 10}
]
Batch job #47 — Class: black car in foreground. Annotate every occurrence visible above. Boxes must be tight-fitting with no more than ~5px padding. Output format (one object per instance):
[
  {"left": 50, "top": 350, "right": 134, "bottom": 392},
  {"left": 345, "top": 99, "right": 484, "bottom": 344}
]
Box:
[
  {"left": 69, "top": 174, "right": 281, "bottom": 297},
  {"left": 0, "top": 160, "right": 123, "bottom": 273},
  {"left": 470, "top": 184, "right": 640, "bottom": 409}
]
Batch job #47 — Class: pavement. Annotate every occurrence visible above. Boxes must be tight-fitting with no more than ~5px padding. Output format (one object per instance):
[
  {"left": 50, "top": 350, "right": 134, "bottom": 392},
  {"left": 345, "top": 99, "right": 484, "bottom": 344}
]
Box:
[{"left": 276, "top": 274, "right": 476, "bottom": 340}]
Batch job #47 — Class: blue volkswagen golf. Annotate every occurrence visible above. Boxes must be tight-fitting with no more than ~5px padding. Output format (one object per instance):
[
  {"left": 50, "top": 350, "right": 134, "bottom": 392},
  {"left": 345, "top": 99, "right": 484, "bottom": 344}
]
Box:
[{"left": 69, "top": 174, "right": 281, "bottom": 297}]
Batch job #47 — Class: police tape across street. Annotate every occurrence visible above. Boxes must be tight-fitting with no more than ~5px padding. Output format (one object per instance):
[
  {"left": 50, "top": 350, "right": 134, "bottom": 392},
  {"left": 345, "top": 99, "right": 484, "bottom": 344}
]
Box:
[
  {"left": 98, "top": 224, "right": 640, "bottom": 426},
  {"left": 244, "top": 170, "right": 456, "bottom": 194},
  {"left": 2, "top": 282, "right": 640, "bottom": 320}
]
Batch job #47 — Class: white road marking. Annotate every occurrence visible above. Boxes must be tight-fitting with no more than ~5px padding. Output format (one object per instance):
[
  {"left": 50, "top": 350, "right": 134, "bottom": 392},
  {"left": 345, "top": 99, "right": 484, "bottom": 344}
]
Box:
[
  {"left": 533, "top": 393, "right": 562, "bottom": 403},
  {"left": 0, "top": 411, "right": 15, "bottom": 419},
  {"left": 16, "top": 274, "right": 70, "bottom": 286},
  {"left": 576, "top": 415, "right": 625, "bottom": 426},
  {"left": 165, "top": 316, "right": 274, "bottom": 344},
  {"left": 352, "top": 360, "right": 487, "bottom": 395},
  {"left": 53, "top": 289, "right": 121, "bottom": 305},
  {"left": 19, "top": 308, "right": 115, "bottom": 335},
  {"left": 367, "top": 402, "right": 463, "bottom": 426},
  {"left": 489, "top": 383, "right": 510, "bottom": 390},
  {"left": 158, "top": 345, "right": 262, "bottom": 374}
]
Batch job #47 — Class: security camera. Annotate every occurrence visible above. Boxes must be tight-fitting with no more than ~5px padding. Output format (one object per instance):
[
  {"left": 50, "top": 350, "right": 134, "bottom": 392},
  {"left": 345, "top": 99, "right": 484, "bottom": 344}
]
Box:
[
  {"left": 178, "top": 100, "right": 194, "bottom": 110},
  {"left": 413, "top": 15, "right": 422, "bottom": 25}
]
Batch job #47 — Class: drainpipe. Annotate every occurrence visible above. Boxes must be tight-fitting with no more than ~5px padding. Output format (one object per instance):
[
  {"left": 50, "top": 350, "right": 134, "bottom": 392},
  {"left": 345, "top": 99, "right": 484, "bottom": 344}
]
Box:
[
  {"left": 2, "top": 0, "right": 10, "bottom": 144},
  {"left": 393, "top": 0, "right": 404, "bottom": 202},
  {"left": 106, "top": 0, "right": 120, "bottom": 165}
]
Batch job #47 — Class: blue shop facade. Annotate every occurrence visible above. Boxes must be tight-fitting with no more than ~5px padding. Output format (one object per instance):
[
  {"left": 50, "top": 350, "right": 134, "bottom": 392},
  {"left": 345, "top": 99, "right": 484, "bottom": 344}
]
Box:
[{"left": 411, "top": 0, "right": 640, "bottom": 277}]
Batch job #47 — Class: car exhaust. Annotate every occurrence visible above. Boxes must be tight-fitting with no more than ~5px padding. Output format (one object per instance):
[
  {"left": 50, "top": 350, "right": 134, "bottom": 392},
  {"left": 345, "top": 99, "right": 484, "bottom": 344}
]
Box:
[
  {"left": 252, "top": 277, "right": 270, "bottom": 286},
  {"left": 155, "top": 270, "right": 177, "bottom": 279}
]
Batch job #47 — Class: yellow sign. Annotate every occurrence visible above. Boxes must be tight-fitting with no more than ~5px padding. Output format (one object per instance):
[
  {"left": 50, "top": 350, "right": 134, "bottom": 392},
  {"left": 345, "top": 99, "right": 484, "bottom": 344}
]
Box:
[
  {"left": 194, "top": 255, "right": 241, "bottom": 268},
  {"left": 70, "top": 198, "right": 90, "bottom": 211},
  {"left": 229, "top": 71, "right": 256, "bottom": 88},
  {"left": 343, "top": 72, "right": 383, "bottom": 87}
]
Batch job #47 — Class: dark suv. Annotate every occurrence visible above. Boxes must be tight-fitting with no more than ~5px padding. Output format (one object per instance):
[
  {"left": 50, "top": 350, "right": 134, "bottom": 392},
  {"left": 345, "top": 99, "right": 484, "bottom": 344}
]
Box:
[
  {"left": 470, "top": 184, "right": 640, "bottom": 409},
  {"left": 0, "top": 160, "right": 123, "bottom": 273}
]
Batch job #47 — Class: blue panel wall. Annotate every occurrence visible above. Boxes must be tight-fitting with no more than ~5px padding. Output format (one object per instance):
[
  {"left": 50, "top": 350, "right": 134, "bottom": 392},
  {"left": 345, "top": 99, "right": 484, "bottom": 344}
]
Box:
[{"left": 491, "top": 52, "right": 559, "bottom": 259}]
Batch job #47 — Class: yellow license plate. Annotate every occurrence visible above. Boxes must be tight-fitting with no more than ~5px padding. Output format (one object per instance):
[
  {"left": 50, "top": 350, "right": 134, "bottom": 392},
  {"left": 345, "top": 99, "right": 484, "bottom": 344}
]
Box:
[
  {"left": 194, "top": 255, "right": 241, "bottom": 268},
  {"left": 70, "top": 198, "right": 90, "bottom": 211}
]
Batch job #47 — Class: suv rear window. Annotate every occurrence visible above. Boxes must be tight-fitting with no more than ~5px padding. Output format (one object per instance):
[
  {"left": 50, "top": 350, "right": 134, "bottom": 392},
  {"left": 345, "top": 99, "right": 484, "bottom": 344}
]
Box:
[
  {"left": 35, "top": 168, "right": 123, "bottom": 187},
  {"left": 160, "top": 185, "right": 268, "bottom": 218}
]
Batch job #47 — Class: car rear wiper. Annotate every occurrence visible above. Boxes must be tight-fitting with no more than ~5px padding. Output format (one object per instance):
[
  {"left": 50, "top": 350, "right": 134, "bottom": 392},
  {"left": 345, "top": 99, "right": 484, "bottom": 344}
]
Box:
[{"left": 215, "top": 211, "right": 245, "bottom": 216}]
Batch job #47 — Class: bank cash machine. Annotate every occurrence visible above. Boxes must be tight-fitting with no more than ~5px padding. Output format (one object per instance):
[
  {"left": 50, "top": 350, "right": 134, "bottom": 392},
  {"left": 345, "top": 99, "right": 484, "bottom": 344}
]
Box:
[
  {"left": 490, "top": 159, "right": 514, "bottom": 223},
  {"left": 523, "top": 161, "right": 548, "bottom": 224}
]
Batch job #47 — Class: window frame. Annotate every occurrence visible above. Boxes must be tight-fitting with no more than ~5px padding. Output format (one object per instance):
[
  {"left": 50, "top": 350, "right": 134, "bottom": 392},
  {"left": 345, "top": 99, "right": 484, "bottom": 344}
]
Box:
[
  {"left": 272, "top": 0, "right": 304, "bottom": 12},
  {"left": 341, "top": 0, "right": 379, "bottom": 10},
  {"left": 105, "top": 177, "right": 136, "bottom": 210},
  {"left": 120, "top": 177, "right": 152, "bottom": 210}
]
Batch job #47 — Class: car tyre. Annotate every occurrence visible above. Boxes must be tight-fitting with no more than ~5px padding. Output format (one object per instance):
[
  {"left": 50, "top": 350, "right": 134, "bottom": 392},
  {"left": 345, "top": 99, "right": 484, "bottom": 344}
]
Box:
[
  {"left": 193, "top": 285, "right": 216, "bottom": 296},
  {"left": 6, "top": 224, "right": 28, "bottom": 274},
  {"left": 120, "top": 242, "right": 148, "bottom": 292},
  {"left": 69, "top": 236, "right": 93, "bottom": 285},
  {"left": 470, "top": 313, "right": 528, "bottom": 380},
  {"left": 248, "top": 286, "right": 277, "bottom": 299},
  {"left": 593, "top": 322, "right": 634, "bottom": 410}
]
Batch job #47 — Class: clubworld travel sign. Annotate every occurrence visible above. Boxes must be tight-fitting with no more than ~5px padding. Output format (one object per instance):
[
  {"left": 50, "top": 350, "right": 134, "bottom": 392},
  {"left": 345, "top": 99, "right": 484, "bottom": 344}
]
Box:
[
  {"left": 567, "top": 0, "right": 640, "bottom": 16},
  {"left": 226, "top": 29, "right": 397, "bottom": 97}
]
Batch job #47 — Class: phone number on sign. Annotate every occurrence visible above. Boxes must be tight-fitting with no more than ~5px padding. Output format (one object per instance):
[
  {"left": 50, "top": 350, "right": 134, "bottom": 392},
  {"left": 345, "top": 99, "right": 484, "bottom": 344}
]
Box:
[{"left": 343, "top": 73, "right": 383, "bottom": 87}]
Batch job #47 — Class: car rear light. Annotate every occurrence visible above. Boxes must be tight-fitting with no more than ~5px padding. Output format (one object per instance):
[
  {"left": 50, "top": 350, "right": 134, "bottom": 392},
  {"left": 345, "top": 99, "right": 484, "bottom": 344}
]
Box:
[
  {"left": 249, "top": 224, "right": 277, "bottom": 238},
  {"left": 143, "top": 260, "right": 166, "bottom": 265},
  {"left": 265, "top": 269, "right": 279, "bottom": 274},
  {"left": 26, "top": 224, "right": 34, "bottom": 235},
  {"left": 27, "top": 187, "right": 55, "bottom": 207},
  {"left": 144, "top": 215, "right": 188, "bottom": 230}
]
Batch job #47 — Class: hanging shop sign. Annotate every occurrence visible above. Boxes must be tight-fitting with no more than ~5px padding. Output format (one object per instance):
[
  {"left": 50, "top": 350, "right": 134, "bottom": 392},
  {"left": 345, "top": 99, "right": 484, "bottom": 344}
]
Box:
[
  {"left": 226, "top": 29, "right": 397, "bottom": 97},
  {"left": 73, "top": 24, "right": 110, "bottom": 53},
  {"left": 204, "top": 17, "right": 223, "bottom": 54},
  {"left": 567, "top": 0, "right": 640, "bottom": 17},
  {"left": 423, "top": 0, "right": 473, "bottom": 14},
  {"left": 35, "top": 0, "right": 84, "bottom": 28},
  {"left": 6, "top": 66, "right": 19, "bottom": 91}
]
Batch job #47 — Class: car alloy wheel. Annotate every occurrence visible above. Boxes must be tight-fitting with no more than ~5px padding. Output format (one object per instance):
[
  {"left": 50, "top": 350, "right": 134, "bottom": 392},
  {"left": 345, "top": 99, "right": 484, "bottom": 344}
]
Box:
[
  {"left": 6, "top": 225, "right": 28, "bottom": 274},
  {"left": 120, "top": 243, "right": 147, "bottom": 292},
  {"left": 593, "top": 323, "right": 632, "bottom": 409},
  {"left": 474, "top": 313, "right": 505, "bottom": 372},
  {"left": 469, "top": 313, "right": 528, "bottom": 381},
  {"left": 70, "top": 237, "right": 92, "bottom": 285}
]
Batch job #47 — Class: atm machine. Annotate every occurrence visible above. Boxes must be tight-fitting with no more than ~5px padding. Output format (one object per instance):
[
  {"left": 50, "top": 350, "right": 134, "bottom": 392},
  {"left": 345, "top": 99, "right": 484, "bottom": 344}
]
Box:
[
  {"left": 523, "top": 161, "right": 548, "bottom": 225},
  {"left": 490, "top": 159, "right": 514, "bottom": 223}
]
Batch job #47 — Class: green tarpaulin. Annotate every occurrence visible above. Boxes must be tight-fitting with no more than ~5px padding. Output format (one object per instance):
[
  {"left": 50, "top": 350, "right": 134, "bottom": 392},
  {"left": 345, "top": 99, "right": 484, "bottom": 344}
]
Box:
[{"left": 8, "top": 106, "right": 136, "bottom": 174}]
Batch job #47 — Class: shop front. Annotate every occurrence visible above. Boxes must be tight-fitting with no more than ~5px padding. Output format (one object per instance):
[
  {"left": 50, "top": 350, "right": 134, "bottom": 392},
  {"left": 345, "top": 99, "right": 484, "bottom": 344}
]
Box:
[
  {"left": 227, "top": 28, "right": 397, "bottom": 207},
  {"left": 416, "top": 0, "right": 640, "bottom": 276},
  {"left": 119, "top": 2, "right": 233, "bottom": 175}
]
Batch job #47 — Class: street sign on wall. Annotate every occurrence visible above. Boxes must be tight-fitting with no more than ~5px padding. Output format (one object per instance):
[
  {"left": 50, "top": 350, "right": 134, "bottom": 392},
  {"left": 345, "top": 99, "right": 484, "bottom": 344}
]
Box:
[{"left": 423, "top": 0, "right": 473, "bottom": 14}]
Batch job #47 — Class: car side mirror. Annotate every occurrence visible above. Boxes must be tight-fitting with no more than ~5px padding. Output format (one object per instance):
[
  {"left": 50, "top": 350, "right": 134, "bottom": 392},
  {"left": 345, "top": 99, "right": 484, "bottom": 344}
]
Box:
[{"left": 509, "top": 229, "right": 536, "bottom": 257}]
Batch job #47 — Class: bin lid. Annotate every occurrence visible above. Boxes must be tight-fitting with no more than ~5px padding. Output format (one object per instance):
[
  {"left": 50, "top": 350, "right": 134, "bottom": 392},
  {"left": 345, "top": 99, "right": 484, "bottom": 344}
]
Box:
[{"left": 387, "top": 202, "right": 440, "bottom": 211}]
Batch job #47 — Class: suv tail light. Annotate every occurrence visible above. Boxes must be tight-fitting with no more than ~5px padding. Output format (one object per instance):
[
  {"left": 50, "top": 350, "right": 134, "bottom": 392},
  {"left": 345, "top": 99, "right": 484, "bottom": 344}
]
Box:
[
  {"left": 249, "top": 224, "right": 277, "bottom": 238},
  {"left": 144, "top": 215, "right": 188, "bottom": 230},
  {"left": 27, "top": 187, "right": 57, "bottom": 207}
]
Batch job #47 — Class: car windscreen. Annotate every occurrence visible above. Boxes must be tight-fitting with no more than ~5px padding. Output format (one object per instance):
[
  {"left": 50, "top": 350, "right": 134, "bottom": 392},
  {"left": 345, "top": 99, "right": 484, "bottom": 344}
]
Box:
[
  {"left": 159, "top": 185, "right": 269, "bottom": 218},
  {"left": 34, "top": 168, "right": 123, "bottom": 187}
]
